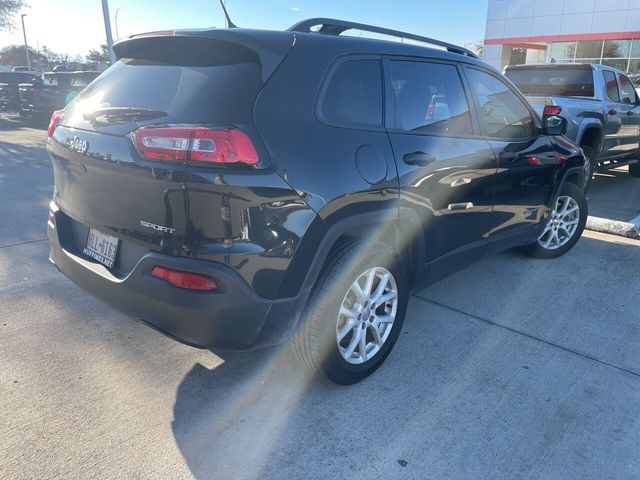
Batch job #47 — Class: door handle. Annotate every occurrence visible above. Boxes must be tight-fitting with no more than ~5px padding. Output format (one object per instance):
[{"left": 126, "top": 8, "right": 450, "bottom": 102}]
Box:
[
  {"left": 628, "top": 111, "right": 635, "bottom": 116},
  {"left": 403, "top": 151, "right": 436, "bottom": 166},
  {"left": 498, "top": 151, "right": 519, "bottom": 163},
  {"left": 609, "top": 109, "right": 618, "bottom": 116}
]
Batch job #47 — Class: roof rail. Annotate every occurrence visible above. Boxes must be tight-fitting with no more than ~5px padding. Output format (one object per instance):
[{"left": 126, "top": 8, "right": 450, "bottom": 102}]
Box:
[{"left": 288, "top": 18, "right": 479, "bottom": 59}]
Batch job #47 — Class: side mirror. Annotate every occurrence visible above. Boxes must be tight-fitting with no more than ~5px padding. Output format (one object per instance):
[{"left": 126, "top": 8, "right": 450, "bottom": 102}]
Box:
[{"left": 543, "top": 114, "right": 567, "bottom": 136}]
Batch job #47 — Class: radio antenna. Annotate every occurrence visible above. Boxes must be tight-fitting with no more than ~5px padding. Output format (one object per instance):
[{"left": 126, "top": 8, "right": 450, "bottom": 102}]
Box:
[{"left": 219, "top": 0, "right": 237, "bottom": 28}]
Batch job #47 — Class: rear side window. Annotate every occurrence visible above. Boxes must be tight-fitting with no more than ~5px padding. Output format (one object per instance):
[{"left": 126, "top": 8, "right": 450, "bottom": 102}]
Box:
[
  {"left": 603, "top": 70, "right": 620, "bottom": 102},
  {"left": 319, "top": 59, "right": 383, "bottom": 128},
  {"left": 505, "top": 67, "right": 595, "bottom": 97},
  {"left": 465, "top": 68, "right": 535, "bottom": 139},
  {"left": 68, "top": 59, "right": 262, "bottom": 125},
  {"left": 618, "top": 73, "right": 637, "bottom": 104},
  {"left": 390, "top": 61, "right": 473, "bottom": 136}
]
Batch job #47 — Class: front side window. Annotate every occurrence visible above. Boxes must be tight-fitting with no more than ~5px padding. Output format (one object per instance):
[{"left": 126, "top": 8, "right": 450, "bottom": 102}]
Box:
[
  {"left": 319, "top": 59, "right": 383, "bottom": 128},
  {"left": 618, "top": 74, "right": 637, "bottom": 104},
  {"left": 603, "top": 70, "right": 620, "bottom": 102},
  {"left": 389, "top": 61, "right": 473, "bottom": 136},
  {"left": 465, "top": 68, "right": 535, "bottom": 139}
]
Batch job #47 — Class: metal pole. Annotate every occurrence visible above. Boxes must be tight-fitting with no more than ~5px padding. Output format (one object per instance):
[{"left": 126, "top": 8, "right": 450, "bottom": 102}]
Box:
[
  {"left": 101, "top": 0, "right": 116, "bottom": 64},
  {"left": 114, "top": 8, "right": 122, "bottom": 40},
  {"left": 20, "top": 14, "right": 31, "bottom": 71}
]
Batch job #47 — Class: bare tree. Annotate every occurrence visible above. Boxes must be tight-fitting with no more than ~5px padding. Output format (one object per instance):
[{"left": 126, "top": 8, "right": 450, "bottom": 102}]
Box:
[{"left": 0, "top": 0, "right": 27, "bottom": 31}]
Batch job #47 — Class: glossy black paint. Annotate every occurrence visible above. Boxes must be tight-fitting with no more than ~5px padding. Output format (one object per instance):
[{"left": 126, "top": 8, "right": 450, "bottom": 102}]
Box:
[{"left": 47, "top": 27, "right": 584, "bottom": 349}]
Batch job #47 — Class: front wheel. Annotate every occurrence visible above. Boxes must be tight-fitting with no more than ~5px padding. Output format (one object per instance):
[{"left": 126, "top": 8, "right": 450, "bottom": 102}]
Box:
[
  {"left": 293, "top": 243, "right": 409, "bottom": 385},
  {"left": 521, "top": 183, "right": 588, "bottom": 259}
]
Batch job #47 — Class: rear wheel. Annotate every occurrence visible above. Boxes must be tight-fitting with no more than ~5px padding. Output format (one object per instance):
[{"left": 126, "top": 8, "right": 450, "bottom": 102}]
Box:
[
  {"left": 294, "top": 242, "right": 409, "bottom": 385},
  {"left": 629, "top": 161, "right": 640, "bottom": 177},
  {"left": 521, "top": 183, "right": 587, "bottom": 259}
]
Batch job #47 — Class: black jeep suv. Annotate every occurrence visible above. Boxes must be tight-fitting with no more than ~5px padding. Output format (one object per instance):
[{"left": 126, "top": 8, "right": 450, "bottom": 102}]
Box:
[{"left": 47, "top": 19, "right": 587, "bottom": 384}]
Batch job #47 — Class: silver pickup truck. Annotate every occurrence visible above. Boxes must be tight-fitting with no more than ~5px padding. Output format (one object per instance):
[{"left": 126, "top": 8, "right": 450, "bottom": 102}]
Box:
[{"left": 505, "top": 63, "right": 640, "bottom": 190}]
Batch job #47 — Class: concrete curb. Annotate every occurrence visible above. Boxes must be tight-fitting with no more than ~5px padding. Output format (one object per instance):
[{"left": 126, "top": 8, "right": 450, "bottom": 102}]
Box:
[{"left": 586, "top": 216, "right": 640, "bottom": 240}]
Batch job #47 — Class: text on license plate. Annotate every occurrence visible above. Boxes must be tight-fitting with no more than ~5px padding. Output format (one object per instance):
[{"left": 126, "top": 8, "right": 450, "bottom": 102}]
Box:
[{"left": 83, "top": 228, "right": 119, "bottom": 268}]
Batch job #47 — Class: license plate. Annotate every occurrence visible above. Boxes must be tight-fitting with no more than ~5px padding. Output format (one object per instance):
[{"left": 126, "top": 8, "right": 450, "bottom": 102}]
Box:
[{"left": 83, "top": 228, "right": 119, "bottom": 269}]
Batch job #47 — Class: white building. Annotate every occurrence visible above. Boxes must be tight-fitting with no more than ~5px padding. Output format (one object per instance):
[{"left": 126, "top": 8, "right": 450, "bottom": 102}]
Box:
[{"left": 483, "top": 0, "right": 640, "bottom": 73}]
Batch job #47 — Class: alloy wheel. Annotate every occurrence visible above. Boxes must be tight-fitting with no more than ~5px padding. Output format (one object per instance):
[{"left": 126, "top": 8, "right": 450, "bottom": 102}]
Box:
[
  {"left": 336, "top": 267, "right": 398, "bottom": 365},
  {"left": 538, "top": 195, "right": 580, "bottom": 250}
]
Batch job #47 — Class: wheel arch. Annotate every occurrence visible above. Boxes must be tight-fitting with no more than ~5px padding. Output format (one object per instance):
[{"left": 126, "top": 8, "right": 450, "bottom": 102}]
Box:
[
  {"left": 577, "top": 122, "right": 603, "bottom": 155},
  {"left": 553, "top": 166, "right": 586, "bottom": 201},
  {"left": 295, "top": 208, "right": 425, "bottom": 296}
]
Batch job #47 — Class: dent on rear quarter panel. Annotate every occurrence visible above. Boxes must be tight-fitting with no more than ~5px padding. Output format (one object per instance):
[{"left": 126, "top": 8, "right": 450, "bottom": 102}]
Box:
[{"left": 181, "top": 165, "right": 319, "bottom": 300}]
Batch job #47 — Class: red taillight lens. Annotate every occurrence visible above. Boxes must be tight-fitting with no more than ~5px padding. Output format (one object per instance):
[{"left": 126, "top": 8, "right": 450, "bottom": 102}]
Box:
[
  {"left": 543, "top": 105, "right": 562, "bottom": 116},
  {"left": 133, "top": 127, "right": 258, "bottom": 165},
  {"left": 47, "top": 110, "right": 63, "bottom": 138},
  {"left": 151, "top": 266, "right": 218, "bottom": 291},
  {"left": 525, "top": 155, "right": 542, "bottom": 166}
]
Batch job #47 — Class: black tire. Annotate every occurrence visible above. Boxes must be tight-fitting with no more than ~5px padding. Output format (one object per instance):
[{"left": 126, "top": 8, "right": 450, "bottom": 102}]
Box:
[
  {"left": 629, "top": 161, "right": 640, "bottom": 178},
  {"left": 521, "top": 183, "right": 588, "bottom": 259},
  {"left": 293, "top": 242, "right": 409, "bottom": 385},
  {"left": 581, "top": 145, "right": 596, "bottom": 193}
]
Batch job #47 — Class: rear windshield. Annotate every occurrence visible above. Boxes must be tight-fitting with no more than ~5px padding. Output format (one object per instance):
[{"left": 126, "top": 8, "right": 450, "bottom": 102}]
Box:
[
  {"left": 67, "top": 58, "right": 261, "bottom": 125},
  {"left": 505, "top": 67, "right": 595, "bottom": 97}
]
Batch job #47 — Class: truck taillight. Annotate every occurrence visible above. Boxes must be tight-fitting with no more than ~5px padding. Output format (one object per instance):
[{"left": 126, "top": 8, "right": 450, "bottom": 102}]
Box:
[
  {"left": 47, "top": 110, "right": 63, "bottom": 138},
  {"left": 543, "top": 105, "right": 562, "bottom": 116},
  {"left": 132, "top": 127, "right": 258, "bottom": 165}
]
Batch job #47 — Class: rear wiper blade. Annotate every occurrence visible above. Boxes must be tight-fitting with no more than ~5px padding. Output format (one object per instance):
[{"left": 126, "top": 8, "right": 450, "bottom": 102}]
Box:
[{"left": 83, "top": 107, "right": 167, "bottom": 123}]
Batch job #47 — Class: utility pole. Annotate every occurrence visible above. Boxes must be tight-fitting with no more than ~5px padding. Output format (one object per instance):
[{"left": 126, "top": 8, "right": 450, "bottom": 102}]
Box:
[
  {"left": 20, "top": 14, "right": 31, "bottom": 71},
  {"left": 101, "top": 0, "right": 116, "bottom": 64}
]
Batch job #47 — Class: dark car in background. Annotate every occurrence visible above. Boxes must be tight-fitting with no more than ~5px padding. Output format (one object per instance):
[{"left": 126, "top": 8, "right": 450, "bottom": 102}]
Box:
[
  {"left": 47, "top": 19, "right": 587, "bottom": 384},
  {"left": 0, "top": 71, "right": 40, "bottom": 112},
  {"left": 18, "top": 71, "right": 100, "bottom": 119}
]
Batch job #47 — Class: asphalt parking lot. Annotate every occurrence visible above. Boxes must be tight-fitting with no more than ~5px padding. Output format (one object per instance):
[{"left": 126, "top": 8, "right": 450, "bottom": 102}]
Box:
[{"left": 1, "top": 113, "right": 640, "bottom": 480}]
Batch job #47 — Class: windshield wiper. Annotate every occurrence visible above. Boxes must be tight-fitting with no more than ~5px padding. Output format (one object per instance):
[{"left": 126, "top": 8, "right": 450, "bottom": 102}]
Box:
[{"left": 83, "top": 107, "right": 167, "bottom": 124}]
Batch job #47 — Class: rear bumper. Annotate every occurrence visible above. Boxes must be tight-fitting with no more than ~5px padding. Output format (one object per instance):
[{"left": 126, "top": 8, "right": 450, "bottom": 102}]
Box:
[{"left": 48, "top": 205, "right": 300, "bottom": 350}]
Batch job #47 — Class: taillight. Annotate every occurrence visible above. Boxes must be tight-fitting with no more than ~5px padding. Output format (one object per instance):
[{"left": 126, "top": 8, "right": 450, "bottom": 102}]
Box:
[
  {"left": 133, "top": 127, "right": 258, "bottom": 165},
  {"left": 47, "top": 110, "right": 63, "bottom": 138},
  {"left": 525, "top": 155, "right": 542, "bottom": 166},
  {"left": 151, "top": 266, "right": 219, "bottom": 291},
  {"left": 543, "top": 105, "right": 562, "bottom": 116}
]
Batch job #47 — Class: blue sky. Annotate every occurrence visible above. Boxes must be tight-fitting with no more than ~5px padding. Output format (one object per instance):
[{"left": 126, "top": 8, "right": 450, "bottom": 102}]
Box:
[{"left": 0, "top": 0, "right": 488, "bottom": 57}]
